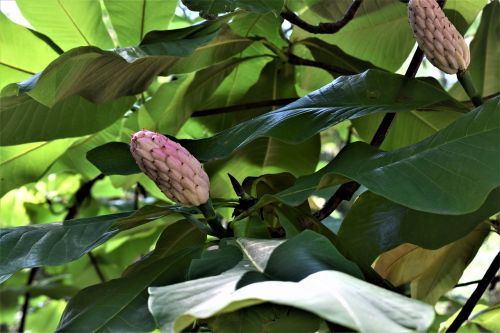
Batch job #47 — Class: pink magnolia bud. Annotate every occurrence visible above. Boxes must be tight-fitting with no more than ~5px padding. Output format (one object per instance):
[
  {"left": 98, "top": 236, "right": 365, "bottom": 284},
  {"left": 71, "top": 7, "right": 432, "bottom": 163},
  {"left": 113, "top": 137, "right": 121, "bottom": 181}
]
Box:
[
  {"left": 408, "top": 0, "right": 470, "bottom": 74},
  {"left": 130, "top": 130, "right": 210, "bottom": 206}
]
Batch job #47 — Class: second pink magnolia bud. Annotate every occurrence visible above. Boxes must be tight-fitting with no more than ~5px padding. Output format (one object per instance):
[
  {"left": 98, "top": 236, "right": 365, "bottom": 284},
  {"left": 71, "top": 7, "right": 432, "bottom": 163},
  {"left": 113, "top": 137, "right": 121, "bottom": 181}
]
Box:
[{"left": 130, "top": 130, "right": 210, "bottom": 206}]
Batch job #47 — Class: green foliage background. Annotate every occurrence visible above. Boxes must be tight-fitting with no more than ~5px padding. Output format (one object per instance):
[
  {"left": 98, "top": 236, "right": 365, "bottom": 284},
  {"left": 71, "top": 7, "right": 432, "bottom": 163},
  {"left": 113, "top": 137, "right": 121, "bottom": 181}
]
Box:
[{"left": 0, "top": 0, "right": 498, "bottom": 332}]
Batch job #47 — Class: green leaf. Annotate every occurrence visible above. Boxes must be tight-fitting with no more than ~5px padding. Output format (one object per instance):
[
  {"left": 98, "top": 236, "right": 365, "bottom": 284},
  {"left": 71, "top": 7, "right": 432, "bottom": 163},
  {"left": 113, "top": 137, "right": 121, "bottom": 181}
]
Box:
[
  {"left": 149, "top": 269, "right": 434, "bottom": 333},
  {"left": 0, "top": 13, "right": 58, "bottom": 90},
  {"left": 319, "top": 97, "right": 500, "bottom": 214},
  {"left": 207, "top": 304, "right": 322, "bottom": 333},
  {"left": 229, "top": 12, "right": 287, "bottom": 48},
  {"left": 103, "top": 0, "right": 178, "bottom": 47},
  {"left": 181, "top": 70, "right": 466, "bottom": 161},
  {"left": 182, "top": 0, "right": 285, "bottom": 16},
  {"left": 0, "top": 92, "right": 134, "bottom": 145},
  {"left": 449, "top": 1, "right": 500, "bottom": 99},
  {"left": 86, "top": 142, "right": 139, "bottom": 176},
  {"left": 18, "top": 20, "right": 252, "bottom": 106},
  {"left": 374, "top": 223, "right": 489, "bottom": 304},
  {"left": 16, "top": 0, "right": 114, "bottom": 50},
  {"left": 264, "top": 230, "right": 363, "bottom": 281},
  {"left": 338, "top": 189, "right": 500, "bottom": 267},
  {"left": 56, "top": 222, "right": 205, "bottom": 333},
  {"left": 469, "top": 305, "right": 500, "bottom": 333},
  {"left": 0, "top": 212, "right": 130, "bottom": 277},
  {"left": 297, "top": 37, "right": 380, "bottom": 75},
  {"left": 294, "top": 1, "right": 413, "bottom": 71},
  {"left": 0, "top": 139, "right": 76, "bottom": 197}
]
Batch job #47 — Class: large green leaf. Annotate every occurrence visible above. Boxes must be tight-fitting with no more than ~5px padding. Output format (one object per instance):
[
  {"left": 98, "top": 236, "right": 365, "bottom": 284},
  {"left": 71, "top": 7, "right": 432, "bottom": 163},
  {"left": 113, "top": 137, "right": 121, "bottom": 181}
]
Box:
[
  {"left": 55, "top": 222, "right": 205, "bottom": 333},
  {"left": 0, "top": 92, "right": 134, "bottom": 146},
  {"left": 0, "top": 13, "right": 58, "bottom": 90},
  {"left": 338, "top": 189, "right": 500, "bottom": 268},
  {"left": 449, "top": 1, "right": 500, "bottom": 99},
  {"left": 17, "top": 20, "right": 252, "bottom": 107},
  {"left": 182, "top": 0, "right": 285, "bottom": 16},
  {"left": 16, "top": 0, "right": 114, "bottom": 50},
  {"left": 321, "top": 97, "right": 500, "bottom": 214},
  {"left": 0, "top": 212, "right": 129, "bottom": 277},
  {"left": 181, "top": 70, "right": 466, "bottom": 161},
  {"left": 293, "top": 0, "right": 413, "bottom": 71},
  {"left": 374, "top": 223, "right": 489, "bottom": 304},
  {"left": 103, "top": 0, "right": 178, "bottom": 47},
  {"left": 0, "top": 139, "right": 76, "bottom": 197},
  {"left": 149, "top": 269, "right": 434, "bottom": 333}
]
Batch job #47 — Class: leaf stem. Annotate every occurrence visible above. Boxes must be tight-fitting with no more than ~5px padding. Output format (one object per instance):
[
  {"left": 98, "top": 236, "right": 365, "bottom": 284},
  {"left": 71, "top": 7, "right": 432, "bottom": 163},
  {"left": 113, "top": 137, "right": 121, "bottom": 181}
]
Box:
[
  {"left": 446, "top": 252, "right": 500, "bottom": 332},
  {"left": 457, "top": 70, "right": 483, "bottom": 107}
]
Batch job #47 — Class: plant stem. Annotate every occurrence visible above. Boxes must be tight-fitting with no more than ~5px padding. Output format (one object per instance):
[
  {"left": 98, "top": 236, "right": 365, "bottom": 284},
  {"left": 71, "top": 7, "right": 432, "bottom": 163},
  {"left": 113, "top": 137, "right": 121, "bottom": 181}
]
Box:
[
  {"left": 457, "top": 70, "right": 483, "bottom": 107},
  {"left": 281, "top": 0, "right": 363, "bottom": 34},
  {"left": 446, "top": 252, "right": 499, "bottom": 332},
  {"left": 199, "top": 200, "right": 231, "bottom": 238},
  {"left": 17, "top": 268, "right": 38, "bottom": 333},
  {"left": 88, "top": 252, "right": 106, "bottom": 283},
  {"left": 192, "top": 98, "right": 297, "bottom": 117}
]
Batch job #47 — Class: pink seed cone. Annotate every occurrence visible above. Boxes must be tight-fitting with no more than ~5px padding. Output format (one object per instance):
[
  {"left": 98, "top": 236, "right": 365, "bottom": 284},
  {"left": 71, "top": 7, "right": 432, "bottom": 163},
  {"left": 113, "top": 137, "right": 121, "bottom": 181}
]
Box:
[
  {"left": 130, "top": 130, "right": 210, "bottom": 206},
  {"left": 408, "top": 0, "right": 470, "bottom": 74}
]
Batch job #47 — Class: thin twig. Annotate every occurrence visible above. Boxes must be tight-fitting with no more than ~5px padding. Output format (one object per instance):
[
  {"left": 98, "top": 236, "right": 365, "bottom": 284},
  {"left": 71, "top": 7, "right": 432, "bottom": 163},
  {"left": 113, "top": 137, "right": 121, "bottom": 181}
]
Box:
[
  {"left": 281, "top": 0, "right": 363, "bottom": 34},
  {"left": 454, "top": 276, "right": 499, "bottom": 288},
  {"left": 446, "top": 252, "right": 500, "bottom": 332},
  {"left": 17, "top": 268, "right": 38, "bottom": 332},
  {"left": 87, "top": 252, "right": 106, "bottom": 283},
  {"left": 18, "top": 174, "right": 106, "bottom": 331}
]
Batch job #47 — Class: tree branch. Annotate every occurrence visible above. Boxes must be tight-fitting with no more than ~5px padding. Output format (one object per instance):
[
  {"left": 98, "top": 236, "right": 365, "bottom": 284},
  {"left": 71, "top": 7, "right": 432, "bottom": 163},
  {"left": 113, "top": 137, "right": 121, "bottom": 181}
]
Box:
[
  {"left": 281, "top": 0, "right": 363, "bottom": 34},
  {"left": 18, "top": 174, "right": 105, "bottom": 332},
  {"left": 314, "top": 48, "right": 425, "bottom": 221},
  {"left": 446, "top": 252, "right": 500, "bottom": 332}
]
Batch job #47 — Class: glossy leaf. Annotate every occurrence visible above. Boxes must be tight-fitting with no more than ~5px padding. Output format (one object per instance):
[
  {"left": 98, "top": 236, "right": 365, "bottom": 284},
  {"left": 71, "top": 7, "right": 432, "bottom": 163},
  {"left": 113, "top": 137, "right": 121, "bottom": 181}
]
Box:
[
  {"left": 0, "top": 212, "right": 130, "bottom": 277},
  {"left": 374, "top": 223, "right": 489, "bottom": 304},
  {"left": 338, "top": 189, "right": 500, "bottom": 267},
  {"left": 56, "top": 222, "right": 205, "bottom": 332},
  {"left": 181, "top": 70, "right": 466, "bottom": 161},
  {"left": 103, "top": 0, "right": 178, "bottom": 47},
  {"left": 324, "top": 97, "right": 500, "bottom": 214},
  {"left": 0, "top": 139, "right": 76, "bottom": 197},
  {"left": 0, "top": 13, "right": 58, "bottom": 89},
  {"left": 87, "top": 142, "right": 139, "bottom": 176},
  {"left": 149, "top": 269, "right": 434, "bottom": 333},
  {"left": 16, "top": 0, "right": 114, "bottom": 50},
  {"left": 182, "top": 0, "right": 285, "bottom": 16}
]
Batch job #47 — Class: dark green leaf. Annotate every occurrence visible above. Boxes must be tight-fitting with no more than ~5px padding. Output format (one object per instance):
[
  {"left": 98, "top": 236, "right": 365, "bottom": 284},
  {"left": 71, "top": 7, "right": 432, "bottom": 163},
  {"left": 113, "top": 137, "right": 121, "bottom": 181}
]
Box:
[
  {"left": 56, "top": 221, "right": 205, "bottom": 333},
  {"left": 265, "top": 230, "right": 364, "bottom": 281},
  {"left": 0, "top": 212, "right": 130, "bottom": 277},
  {"left": 86, "top": 142, "right": 139, "bottom": 176},
  {"left": 181, "top": 70, "right": 467, "bottom": 161},
  {"left": 339, "top": 189, "right": 500, "bottom": 267}
]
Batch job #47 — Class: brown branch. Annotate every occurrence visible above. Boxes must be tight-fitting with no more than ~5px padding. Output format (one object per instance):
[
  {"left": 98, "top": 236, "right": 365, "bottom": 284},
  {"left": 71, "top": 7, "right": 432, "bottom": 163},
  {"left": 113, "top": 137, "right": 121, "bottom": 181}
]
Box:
[
  {"left": 281, "top": 0, "right": 363, "bottom": 34},
  {"left": 18, "top": 174, "right": 105, "bottom": 332},
  {"left": 446, "top": 252, "right": 500, "bottom": 332}
]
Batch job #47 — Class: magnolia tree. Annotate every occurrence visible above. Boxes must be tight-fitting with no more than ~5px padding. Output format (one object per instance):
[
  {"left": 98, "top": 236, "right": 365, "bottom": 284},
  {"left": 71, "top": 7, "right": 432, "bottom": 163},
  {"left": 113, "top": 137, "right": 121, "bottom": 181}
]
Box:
[{"left": 0, "top": 0, "right": 498, "bottom": 332}]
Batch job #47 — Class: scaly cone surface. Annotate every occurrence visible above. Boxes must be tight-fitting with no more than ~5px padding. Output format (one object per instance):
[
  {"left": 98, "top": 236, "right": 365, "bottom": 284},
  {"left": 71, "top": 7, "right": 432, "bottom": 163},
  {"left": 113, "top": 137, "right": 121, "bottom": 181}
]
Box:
[
  {"left": 130, "top": 130, "right": 210, "bottom": 206},
  {"left": 408, "top": 0, "right": 470, "bottom": 74}
]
